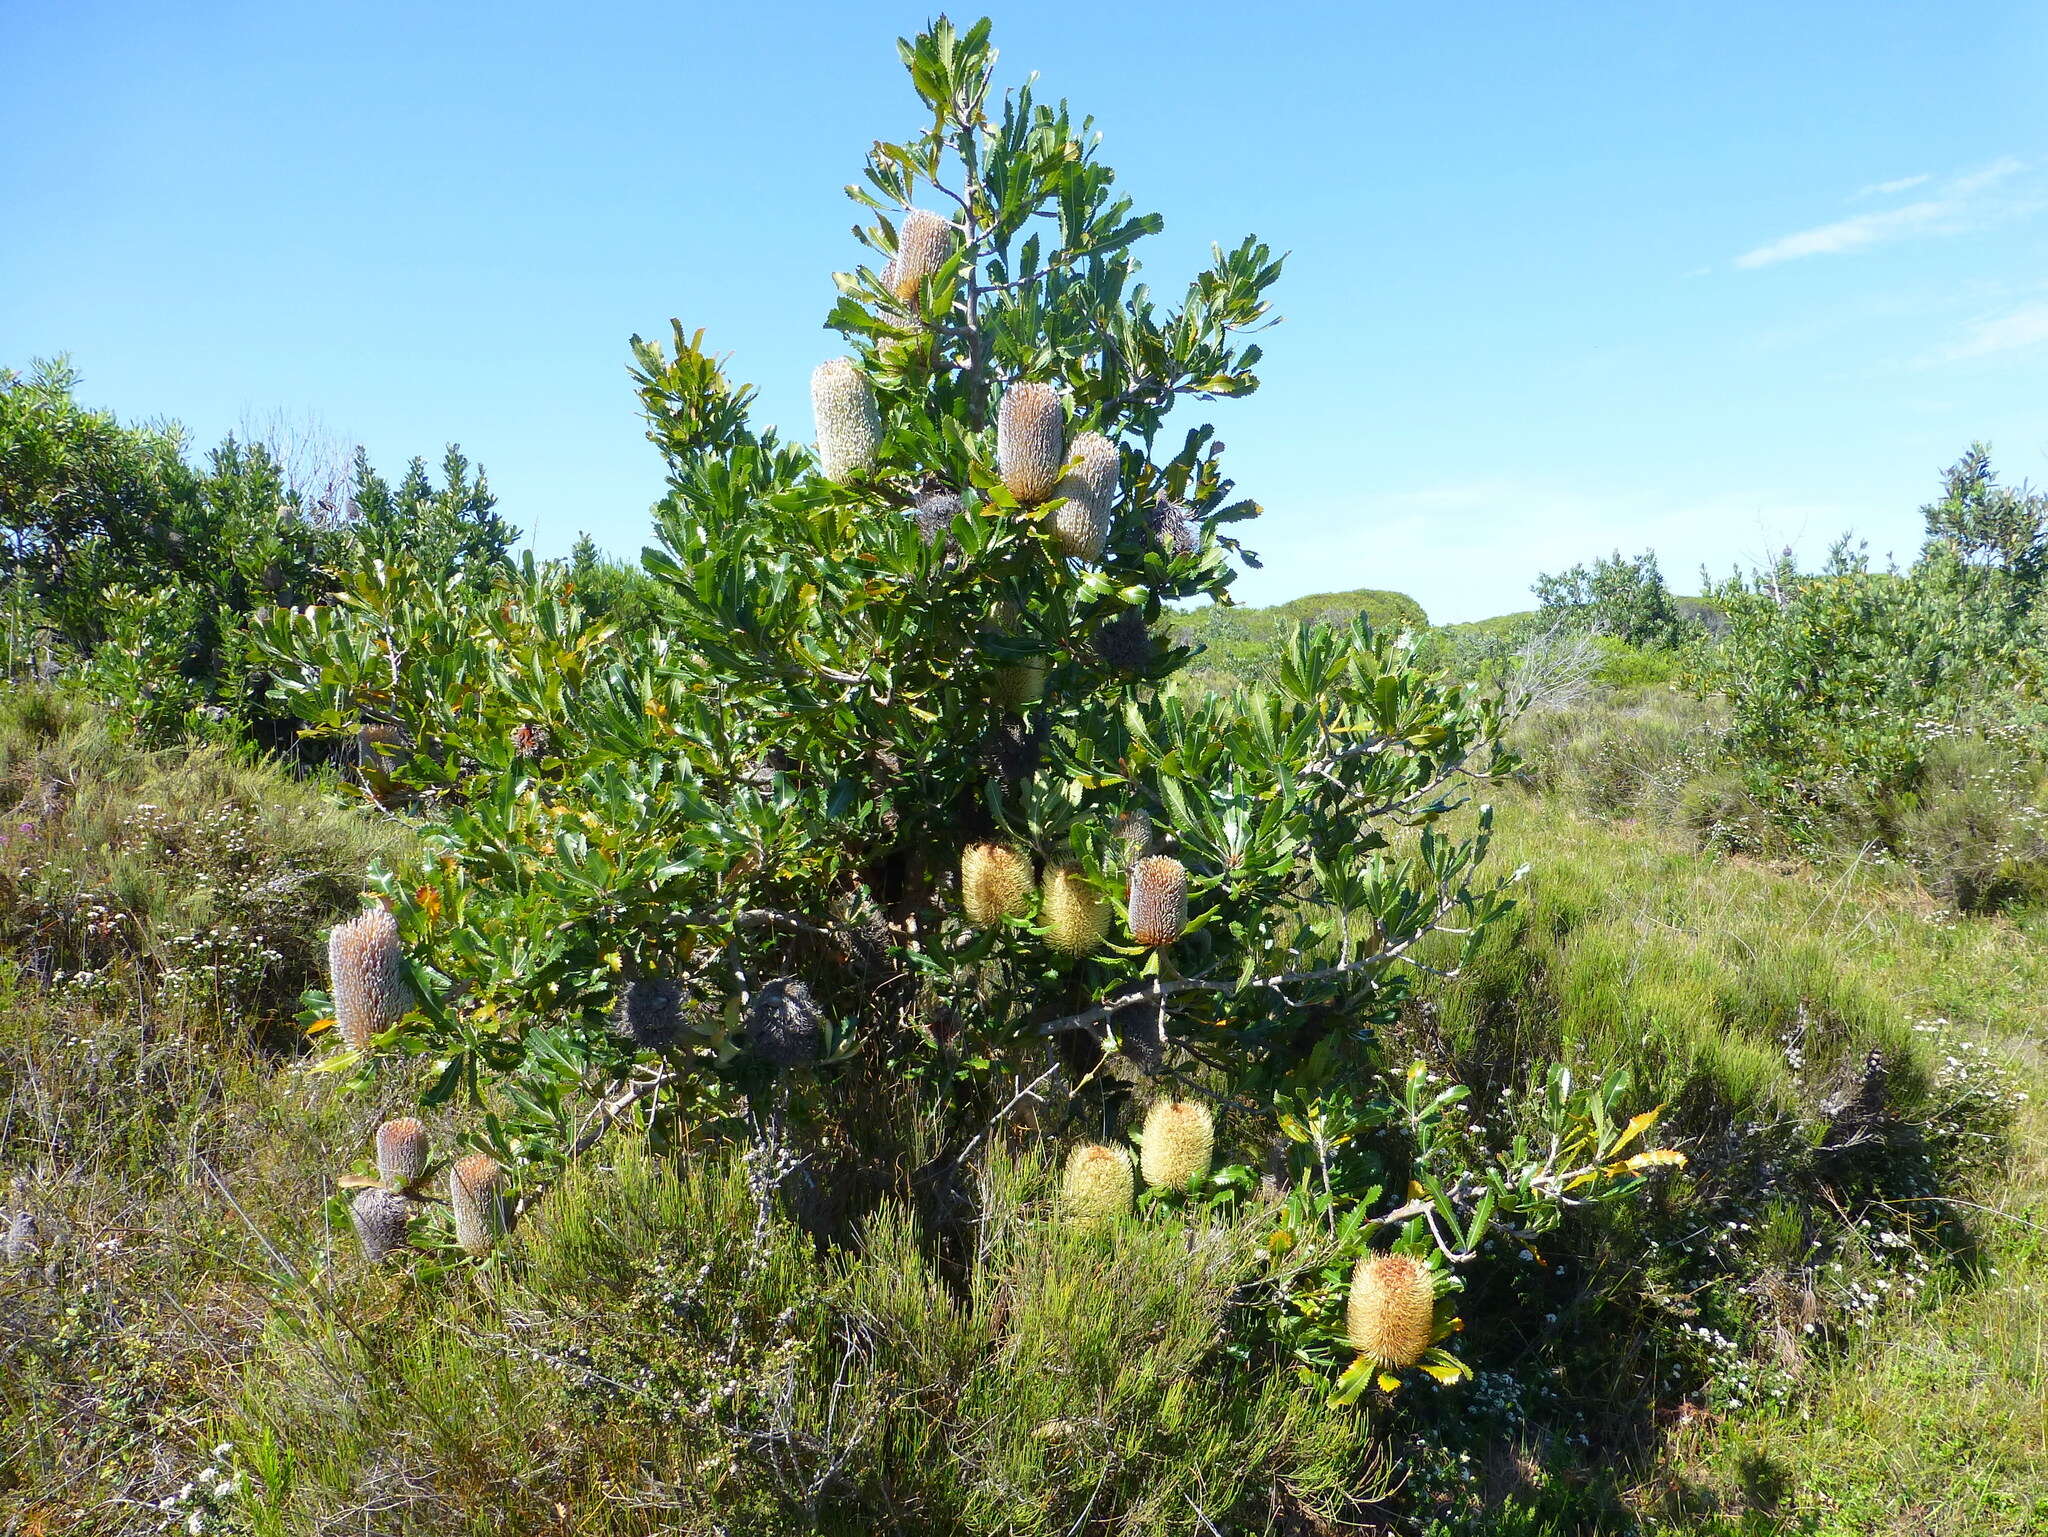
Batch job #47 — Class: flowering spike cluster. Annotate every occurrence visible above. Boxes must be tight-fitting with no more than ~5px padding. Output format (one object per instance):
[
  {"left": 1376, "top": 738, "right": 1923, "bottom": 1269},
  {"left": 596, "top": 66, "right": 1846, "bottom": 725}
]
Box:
[
  {"left": 744, "top": 977, "right": 825, "bottom": 1068},
  {"left": 1061, "top": 1143, "right": 1134, "bottom": 1229},
  {"left": 962, "top": 843, "right": 1034, "bottom": 927},
  {"left": 811, "top": 358, "right": 882, "bottom": 483},
  {"left": 329, "top": 907, "right": 409, "bottom": 1053},
  {"left": 1050, "top": 432, "right": 1118, "bottom": 561},
  {"left": 987, "top": 658, "right": 1047, "bottom": 713},
  {"left": 997, "top": 384, "right": 1065, "bottom": 504},
  {"left": 1345, "top": 1253, "right": 1437, "bottom": 1369},
  {"left": 351, "top": 1187, "right": 413, "bottom": 1263},
  {"left": 449, "top": 1154, "right": 505, "bottom": 1256},
  {"left": 1140, "top": 1099, "right": 1215, "bottom": 1189},
  {"left": 1127, "top": 855, "right": 1188, "bottom": 947},
  {"left": 1040, "top": 863, "right": 1110, "bottom": 957},
  {"left": 375, "top": 1118, "right": 430, "bottom": 1191},
  {"left": 889, "top": 208, "right": 954, "bottom": 301}
]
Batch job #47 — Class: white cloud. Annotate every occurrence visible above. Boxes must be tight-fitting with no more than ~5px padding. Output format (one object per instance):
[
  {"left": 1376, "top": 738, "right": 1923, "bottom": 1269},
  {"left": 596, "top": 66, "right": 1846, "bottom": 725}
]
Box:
[
  {"left": 1735, "top": 157, "right": 2032, "bottom": 270},
  {"left": 1852, "top": 173, "right": 1930, "bottom": 200},
  {"left": 1944, "top": 301, "right": 2048, "bottom": 360},
  {"left": 1736, "top": 201, "right": 1952, "bottom": 268}
]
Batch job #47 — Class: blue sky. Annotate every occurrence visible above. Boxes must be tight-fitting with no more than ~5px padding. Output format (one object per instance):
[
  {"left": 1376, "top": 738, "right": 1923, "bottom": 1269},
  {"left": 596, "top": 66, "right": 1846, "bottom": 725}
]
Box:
[{"left": 4, "top": 2, "right": 2043, "bottom": 623}]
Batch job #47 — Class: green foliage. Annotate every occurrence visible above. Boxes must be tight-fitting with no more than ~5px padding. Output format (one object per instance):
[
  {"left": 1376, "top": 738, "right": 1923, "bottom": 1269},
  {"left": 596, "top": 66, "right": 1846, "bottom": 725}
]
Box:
[{"left": 1534, "top": 547, "right": 1693, "bottom": 650}]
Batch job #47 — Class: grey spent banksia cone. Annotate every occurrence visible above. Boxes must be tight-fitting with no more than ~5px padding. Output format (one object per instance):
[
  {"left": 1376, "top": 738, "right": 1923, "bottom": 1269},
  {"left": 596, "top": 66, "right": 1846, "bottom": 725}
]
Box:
[
  {"left": 375, "top": 1118, "right": 430, "bottom": 1190},
  {"left": 1128, "top": 855, "right": 1188, "bottom": 947},
  {"left": 915, "top": 489, "right": 963, "bottom": 545},
  {"left": 811, "top": 358, "right": 882, "bottom": 483},
  {"left": 1095, "top": 607, "right": 1151, "bottom": 672},
  {"left": 613, "top": 976, "right": 687, "bottom": 1050},
  {"left": 743, "top": 977, "right": 825, "bottom": 1069},
  {"left": 1049, "top": 431, "right": 1118, "bottom": 561},
  {"left": 889, "top": 208, "right": 954, "bottom": 301},
  {"left": 961, "top": 842, "right": 1034, "bottom": 927},
  {"left": 1061, "top": 1143, "right": 1134, "bottom": 1229},
  {"left": 1115, "top": 808, "right": 1158, "bottom": 868},
  {"left": 351, "top": 1186, "right": 413, "bottom": 1264},
  {"left": 1040, "top": 862, "right": 1110, "bottom": 957},
  {"left": 329, "top": 907, "right": 408, "bottom": 1053},
  {"left": 997, "top": 383, "right": 1065, "bottom": 504},
  {"left": 449, "top": 1153, "right": 505, "bottom": 1255},
  {"left": 1140, "top": 1098, "right": 1215, "bottom": 1189},
  {"left": 1148, "top": 497, "right": 1197, "bottom": 558},
  {"left": 1346, "top": 1253, "right": 1437, "bottom": 1369}
]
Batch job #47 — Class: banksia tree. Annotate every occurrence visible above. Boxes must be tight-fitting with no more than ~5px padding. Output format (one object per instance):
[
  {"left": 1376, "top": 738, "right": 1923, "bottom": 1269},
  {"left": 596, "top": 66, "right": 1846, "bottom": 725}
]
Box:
[
  {"left": 1345, "top": 1253, "right": 1438, "bottom": 1370},
  {"left": 351, "top": 1186, "right": 413, "bottom": 1263},
  {"left": 375, "top": 1118, "right": 430, "bottom": 1191},
  {"left": 449, "top": 1153, "right": 505, "bottom": 1256},
  {"left": 962, "top": 842, "right": 1034, "bottom": 926},
  {"left": 1049, "top": 431, "right": 1118, "bottom": 561},
  {"left": 1040, "top": 862, "right": 1110, "bottom": 957},
  {"left": 1061, "top": 1142, "right": 1134, "bottom": 1229},
  {"left": 328, "top": 907, "right": 408, "bottom": 1053},
  {"left": 997, "top": 383, "right": 1065, "bottom": 504},
  {"left": 1127, "top": 855, "right": 1188, "bottom": 948},
  {"left": 1140, "top": 1098, "right": 1215, "bottom": 1190},
  {"left": 811, "top": 358, "right": 881, "bottom": 483}
]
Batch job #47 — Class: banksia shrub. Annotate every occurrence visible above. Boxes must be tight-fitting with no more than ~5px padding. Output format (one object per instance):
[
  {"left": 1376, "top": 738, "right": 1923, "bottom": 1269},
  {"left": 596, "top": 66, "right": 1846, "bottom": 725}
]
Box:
[
  {"left": 1345, "top": 1253, "right": 1438, "bottom": 1369},
  {"left": 962, "top": 842, "right": 1034, "bottom": 926},
  {"left": 1040, "top": 862, "right": 1110, "bottom": 957},
  {"left": 329, "top": 907, "right": 409, "bottom": 1052},
  {"left": 743, "top": 977, "right": 825, "bottom": 1068},
  {"left": 449, "top": 1154, "right": 505, "bottom": 1256},
  {"left": 613, "top": 976, "right": 687, "bottom": 1049},
  {"left": 1061, "top": 1142, "right": 1134, "bottom": 1229},
  {"left": 1140, "top": 1098, "right": 1215, "bottom": 1189},
  {"left": 811, "top": 358, "right": 882, "bottom": 483},
  {"left": 1128, "top": 855, "right": 1188, "bottom": 947},
  {"left": 988, "top": 657, "right": 1048, "bottom": 712},
  {"left": 888, "top": 207, "right": 953, "bottom": 300},
  {"left": 1049, "top": 431, "right": 1118, "bottom": 561},
  {"left": 351, "top": 1186, "right": 413, "bottom": 1263},
  {"left": 997, "top": 383, "right": 1064, "bottom": 503},
  {"left": 375, "top": 1118, "right": 430, "bottom": 1191}
]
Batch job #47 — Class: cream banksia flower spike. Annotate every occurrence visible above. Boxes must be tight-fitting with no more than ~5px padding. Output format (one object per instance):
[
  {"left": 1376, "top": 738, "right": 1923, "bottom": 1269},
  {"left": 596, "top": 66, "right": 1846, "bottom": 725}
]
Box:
[
  {"left": 1127, "top": 855, "right": 1187, "bottom": 948},
  {"left": 1345, "top": 1253, "right": 1438, "bottom": 1370},
  {"left": 1061, "top": 1143, "right": 1134, "bottom": 1230},
  {"left": 1139, "top": 1098, "right": 1214, "bottom": 1190},
  {"left": 961, "top": 842, "right": 1034, "bottom": 927},
  {"left": 887, "top": 208, "right": 954, "bottom": 302},
  {"left": 811, "top": 358, "right": 882, "bottom": 483},
  {"left": 375, "top": 1118, "right": 430, "bottom": 1191},
  {"left": 1039, "top": 862, "right": 1110, "bottom": 957},
  {"left": 1048, "top": 431, "right": 1118, "bottom": 562},
  {"left": 329, "top": 907, "right": 409, "bottom": 1053},
  {"left": 997, "top": 383, "right": 1064, "bottom": 504},
  {"left": 351, "top": 1187, "right": 414, "bottom": 1264},
  {"left": 449, "top": 1154, "right": 505, "bottom": 1256}
]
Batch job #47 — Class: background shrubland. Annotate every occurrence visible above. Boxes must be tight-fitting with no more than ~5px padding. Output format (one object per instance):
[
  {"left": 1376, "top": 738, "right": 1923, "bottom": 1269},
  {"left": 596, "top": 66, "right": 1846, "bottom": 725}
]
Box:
[{"left": 2, "top": 17, "right": 2045, "bottom": 1537}]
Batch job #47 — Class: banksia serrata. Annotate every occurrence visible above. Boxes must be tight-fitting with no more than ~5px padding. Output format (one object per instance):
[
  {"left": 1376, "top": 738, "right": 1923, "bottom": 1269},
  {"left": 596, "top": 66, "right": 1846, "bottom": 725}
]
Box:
[
  {"left": 811, "top": 358, "right": 882, "bottom": 483},
  {"left": 1040, "top": 863, "right": 1110, "bottom": 957},
  {"left": 988, "top": 658, "right": 1047, "bottom": 713},
  {"left": 449, "top": 1154, "right": 505, "bottom": 1256},
  {"left": 1049, "top": 432, "right": 1118, "bottom": 561},
  {"left": 351, "top": 1186, "right": 413, "bottom": 1263},
  {"left": 888, "top": 208, "right": 953, "bottom": 301},
  {"left": 613, "top": 977, "right": 687, "bottom": 1050},
  {"left": 997, "top": 383, "right": 1065, "bottom": 504},
  {"left": 1140, "top": 1098, "right": 1215, "bottom": 1190},
  {"left": 961, "top": 842, "right": 1034, "bottom": 927},
  {"left": 375, "top": 1118, "right": 430, "bottom": 1191},
  {"left": 1345, "top": 1253, "right": 1438, "bottom": 1370},
  {"left": 329, "top": 907, "right": 409, "bottom": 1052},
  {"left": 1095, "top": 607, "right": 1151, "bottom": 672},
  {"left": 1061, "top": 1143, "right": 1134, "bottom": 1229},
  {"left": 743, "top": 977, "right": 825, "bottom": 1069},
  {"left": 1128, "top": 855, "right": 1188, "bottom": 948}
]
